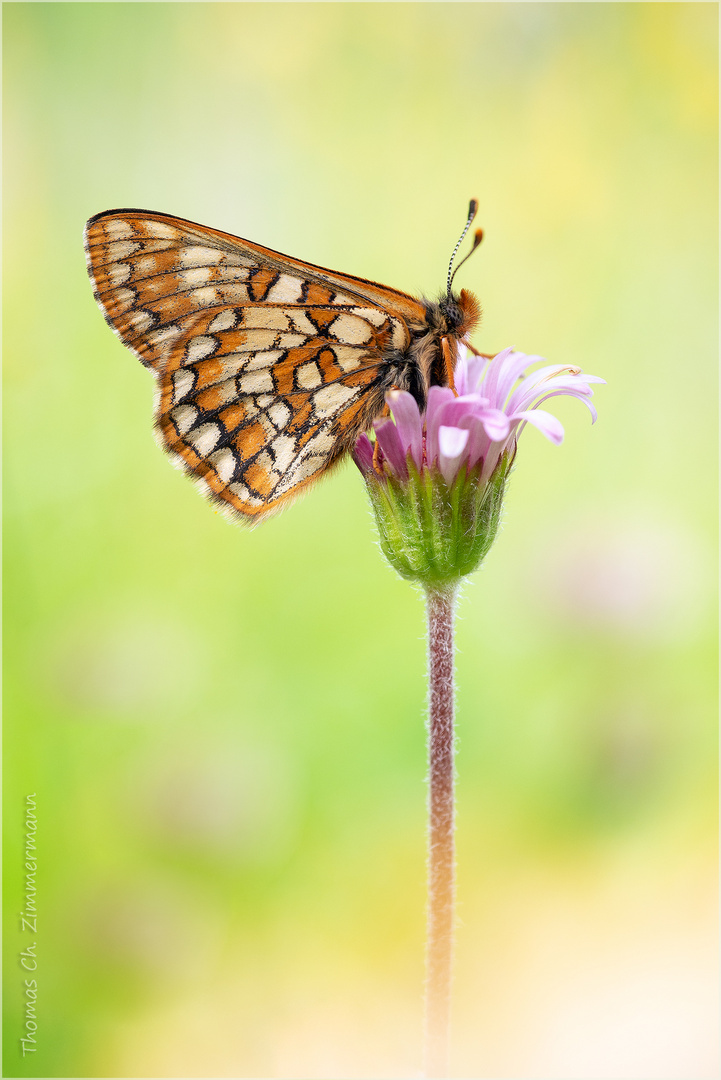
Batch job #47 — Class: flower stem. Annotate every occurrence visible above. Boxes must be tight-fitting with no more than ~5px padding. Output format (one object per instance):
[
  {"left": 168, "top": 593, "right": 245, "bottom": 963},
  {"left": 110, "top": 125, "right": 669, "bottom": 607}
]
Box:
[{"left": 423, "top": 583, "right": 458, "bottom": 1077}]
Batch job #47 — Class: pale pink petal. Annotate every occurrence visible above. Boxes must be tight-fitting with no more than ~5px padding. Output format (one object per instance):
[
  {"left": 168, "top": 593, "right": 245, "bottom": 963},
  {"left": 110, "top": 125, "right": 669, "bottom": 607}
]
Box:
[
  {"left": 374, "top": 418, "right": 408, "bottom": 477},
  {"left": 511, "top": 408, "right": 565, "bottom": 444},
  {"left": 353, "top": 432, "right": 375, "bottom": 475},
  {"left": 486, "top": 350, "right": 547, "bottom": 409},
  {"left": 387, "top": 390, "right": 423, "bottom": 468},
  {"left": 454, "top": 351, "right": 489, "bottom": 395},
  {"left": 478, "top": 407, "right": 511, "bottom": 442},
  {"left": 438, "top": 426, "right": 470, "bottom": 484},
  {"left": 425, "top": 385, "right": 457, "bottom": 465},
  {"left": 435, "top": 395, "right": 491, "bottom": 432},
  {"left": 508, "top": 367, "right": 605, "bottom": 414},
  {"left": 532, "top": 388, "right": 599, "bottom": 424},
  {"left": 480, "top": 438, "right": 514, "bottom": 484},
  {"left": 457, "top": 414, "right": 492, "bottom": 470},
  {"left": 477, "top": 346, "right": 516, "bottom": 406}
]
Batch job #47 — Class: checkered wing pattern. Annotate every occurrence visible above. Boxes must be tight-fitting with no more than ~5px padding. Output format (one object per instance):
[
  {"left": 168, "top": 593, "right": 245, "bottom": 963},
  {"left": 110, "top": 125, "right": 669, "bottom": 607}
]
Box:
[{"left": 84, "top": 209, "right": 426, "bottom": 520}]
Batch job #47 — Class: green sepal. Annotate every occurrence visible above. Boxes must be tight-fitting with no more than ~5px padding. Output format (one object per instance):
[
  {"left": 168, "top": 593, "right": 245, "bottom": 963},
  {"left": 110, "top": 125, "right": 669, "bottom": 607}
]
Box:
[{"left": 364, "top": 453, "right": 512, "bottom": 586}]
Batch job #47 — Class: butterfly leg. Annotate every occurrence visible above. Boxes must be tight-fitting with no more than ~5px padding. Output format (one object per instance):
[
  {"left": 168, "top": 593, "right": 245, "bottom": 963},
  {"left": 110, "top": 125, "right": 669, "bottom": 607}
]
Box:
[
  {"left": 441, "top": 337, "right": 458, "bottom": 395},
  {"left": 372, "top": 437, "right": 383, "bottom": 475},
  {"left": 464, "top": 341, "right": 498, "bottom": 360}
]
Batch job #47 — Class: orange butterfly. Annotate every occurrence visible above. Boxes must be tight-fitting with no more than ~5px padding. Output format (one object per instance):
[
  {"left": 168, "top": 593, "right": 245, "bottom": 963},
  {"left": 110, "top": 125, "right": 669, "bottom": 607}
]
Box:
[{"left": 84, "top": 203, "right": 484, "bottom": 523}]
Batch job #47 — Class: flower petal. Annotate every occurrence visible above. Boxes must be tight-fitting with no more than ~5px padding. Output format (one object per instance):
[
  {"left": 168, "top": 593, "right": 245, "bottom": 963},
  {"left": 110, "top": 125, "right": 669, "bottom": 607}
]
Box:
[
  {"left": 454, "top": 349, "right": 489, "bottom": 396},
  {"left": 532, "top": 388, "right": 599, "bottom": 424},
  {"left": 425, "top": 385, "right": 457, "bottom": 465},
  {"left": 511, "top": 408, "right": 565, "bottom": 444},
  {"left": 438, "top": 425, "right": 470, "bottom": 484},
  {"left": 353, "top": 432, "right": 375, "bottom": 475},
  {"left": 484, "top": 349, "right": 547, "bottom": 410},
  {"left": 477, "top": 346, "right": 516, "bottom": 406},
  {"left": 478, "top": 407, "right": 511, "bottom": 442},
  {"left": 507, "top": 366, "right": 604, "bottom": 415},
  {"left": 386, "top": 390, "right": 423, "bottom": 468},
  {"left": 374, "top": 418, "right": 408, "bottom": 477},
  {"left": 457, "top": 414, "right": 492, "bottom": 470}
]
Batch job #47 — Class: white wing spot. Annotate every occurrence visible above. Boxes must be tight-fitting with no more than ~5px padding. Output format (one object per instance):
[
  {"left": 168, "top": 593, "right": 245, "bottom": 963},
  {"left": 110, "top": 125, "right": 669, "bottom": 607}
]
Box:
[
  {"left": 134, "top": 255, "right": 159, "bottom": 278},
  {"left": 143, "top": 220, "right": 182, "bottom": 240},
  {"left": 216, "top": 283, "right": 249, "bottom": 304},
  {"left": 289, "top": 310, "right": 317, "bottom": 335},
  {"left": 278, "top": 440, "right": 333, "bottom": 490},
  {"left": 303, "top": 429, "right": 335, "bottom": 455},
  {"left": 208, "top": 309, "right": 237, "bottom": 333},
  {"left": 148, "top": 326, "right": 181, "bottom": 351},
  {"left": 228, "top": 481, "right": 263, "bottom": 507},
  {"left": 239, "top": 370, "right": 274, "bottom": 394},
  {"left": 131, "top": 310, "right": 155, "bottom": 332},
  {"left": 193, "top": 287, "right": 221, "bottom": 307},
  {"left": 269, "top": 402, "right": 291, "bottom": 428},
  {"left": 173, "top": 368, "right": 196, "bottom": 404},
  {"left": 179, "top": 246, "right": 224, "bottom": 269},
  {"left": 103, "top": 219, "right": 133, "bottom": 240},
  {"left": 209, "top": 447, "right": 238, "bottom": 483},
  {"left": 259, "top": 414, "right": 277, "bottom": 440},
  {"left": 278, "top": 333, "right": 307, "bottom": 349},
  {"left": 391, "top": 320, "right": 407, "bottom": 349},
  {"left": 353, "top": 307, "right": 389, "bottom": 328},
  {"left": 332, "top": 345, "right": 362, "bottom": 372},
  {"left": 106, "top": 262, "right": 131, "bottom": 286},
  {"left": 270, "top": 434, "right": 296, "bottom": 474},
  {"left": 186, "top": 335, "right": 217, "bottom": 362},
  {"left": 313, "top": 383, "right": 359, "bottom": 417},
  {"left": 112, "top": 287, "right": 136, "bottom": 310},
  {"left": 329, "top": 313, "right": 373, "bottom": 345},
  {"left": 234, "top": 329, "right": 276, "bottom": 353},
  {"left": 242, "top": 308, "right": 290, "bottom": 331},
  {"left": 207, "top": 377, "right": 239, "bottom": 410},
  {"left": 181, "top": 266, "right": 214, "bottom": 288},
  {"left": 265, "top": 275, "right": 304, "bottom": 303},
  {"left": 244, "top": 350, "right": 283, "bottom": 372},
  {"left": 188, "top": 423, "right": 222, "bottom": 455},
  {"left": 108, "top": 240, "right": 141, "bottom": 260},
  {"left": 171, "top": 405, "right": 198, "bottom": 435},
  {"left": 297, "top": 362, "right": 322, "bottom": 389}
]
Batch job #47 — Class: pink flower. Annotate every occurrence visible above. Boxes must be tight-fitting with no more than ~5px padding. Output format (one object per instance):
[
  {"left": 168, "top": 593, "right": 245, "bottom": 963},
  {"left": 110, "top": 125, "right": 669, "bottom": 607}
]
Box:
[{"left": 354, "top": 346, "right": 604, "bottom": 487}]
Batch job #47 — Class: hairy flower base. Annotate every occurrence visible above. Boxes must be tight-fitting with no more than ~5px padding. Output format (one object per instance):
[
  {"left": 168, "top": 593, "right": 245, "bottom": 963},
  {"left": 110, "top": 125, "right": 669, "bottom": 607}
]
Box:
[{"left": 365, "top": 453, "right": 512, "bottom": 585}]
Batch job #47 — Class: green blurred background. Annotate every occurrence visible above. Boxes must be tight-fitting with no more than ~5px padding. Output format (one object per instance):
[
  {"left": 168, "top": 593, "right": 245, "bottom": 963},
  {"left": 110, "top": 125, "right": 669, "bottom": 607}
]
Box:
[{"left": 3, "top": 4, "right": 717, "bottom": 1077}]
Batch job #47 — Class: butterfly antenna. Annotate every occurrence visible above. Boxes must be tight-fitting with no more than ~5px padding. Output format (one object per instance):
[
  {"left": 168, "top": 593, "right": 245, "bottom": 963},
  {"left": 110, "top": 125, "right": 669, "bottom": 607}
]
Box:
[{"left": 446, "top": 199, "right": 480, "bottom": 297}]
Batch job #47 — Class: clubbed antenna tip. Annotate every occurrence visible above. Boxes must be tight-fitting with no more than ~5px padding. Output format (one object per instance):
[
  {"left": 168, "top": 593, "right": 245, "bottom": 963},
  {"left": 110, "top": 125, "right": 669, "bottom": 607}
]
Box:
[{"left": 447, "top": 201, "right": 483, "bottom": 296}]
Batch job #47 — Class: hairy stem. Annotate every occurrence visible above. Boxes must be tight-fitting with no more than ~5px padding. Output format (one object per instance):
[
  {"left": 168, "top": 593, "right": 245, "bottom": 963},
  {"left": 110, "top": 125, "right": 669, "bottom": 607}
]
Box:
[{"left": 423, "top": 584, "right": 458, "bottom": 1077}]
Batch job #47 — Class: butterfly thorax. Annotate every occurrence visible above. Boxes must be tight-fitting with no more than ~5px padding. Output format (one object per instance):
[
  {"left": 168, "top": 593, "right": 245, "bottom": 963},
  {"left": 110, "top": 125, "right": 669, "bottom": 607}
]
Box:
[{"left": 384, "top": 287, "right": 482, "bottom": 408}]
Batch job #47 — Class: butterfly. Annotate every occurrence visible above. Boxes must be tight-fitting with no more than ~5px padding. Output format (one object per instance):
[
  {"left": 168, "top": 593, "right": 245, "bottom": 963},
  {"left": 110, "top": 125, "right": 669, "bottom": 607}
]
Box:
[{"left": 84, "top": 201, "right": 485, "bottom": 523}]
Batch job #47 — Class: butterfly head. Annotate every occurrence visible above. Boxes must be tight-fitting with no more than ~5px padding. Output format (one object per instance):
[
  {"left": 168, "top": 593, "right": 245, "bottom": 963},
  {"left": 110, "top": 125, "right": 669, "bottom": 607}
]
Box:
[
  {"left": 429, "top": 200, "right": 484, "bottom": 341},
  {"left": 436, "top": 288, "right": 481, "bottom": 338}
]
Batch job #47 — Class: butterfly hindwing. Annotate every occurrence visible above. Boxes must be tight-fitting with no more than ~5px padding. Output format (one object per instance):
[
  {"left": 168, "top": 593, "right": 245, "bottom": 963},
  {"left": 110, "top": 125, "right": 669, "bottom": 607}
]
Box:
[{"left": 156, "top": 305, "right": 395, "bottom": 518}]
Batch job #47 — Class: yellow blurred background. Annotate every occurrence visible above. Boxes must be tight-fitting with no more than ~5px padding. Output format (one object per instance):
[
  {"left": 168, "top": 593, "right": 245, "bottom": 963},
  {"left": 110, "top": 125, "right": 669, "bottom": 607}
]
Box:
[{"left": 3, "top": 4, "right": 717, "bottom": 1077}]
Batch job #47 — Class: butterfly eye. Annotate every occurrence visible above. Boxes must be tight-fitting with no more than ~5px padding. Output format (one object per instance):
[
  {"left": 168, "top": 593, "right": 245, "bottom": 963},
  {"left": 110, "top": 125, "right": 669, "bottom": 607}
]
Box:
[{"left": 439, "top": 298, "right": 465, "bottom": 332}]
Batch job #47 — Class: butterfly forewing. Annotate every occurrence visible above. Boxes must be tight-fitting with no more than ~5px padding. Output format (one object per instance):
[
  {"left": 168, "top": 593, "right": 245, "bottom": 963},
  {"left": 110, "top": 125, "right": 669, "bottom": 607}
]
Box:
[{"left": 84, "top": 209, "right": 424, "bottom": 520}]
